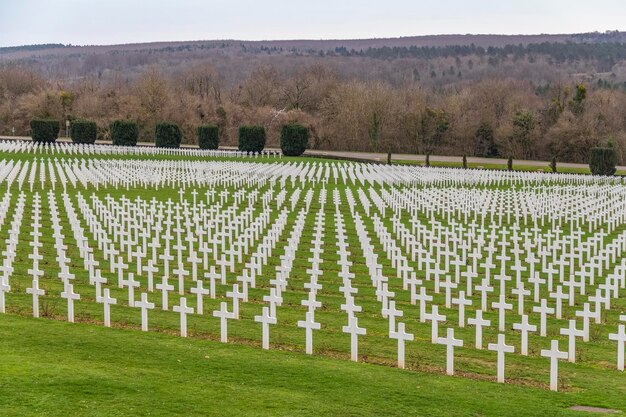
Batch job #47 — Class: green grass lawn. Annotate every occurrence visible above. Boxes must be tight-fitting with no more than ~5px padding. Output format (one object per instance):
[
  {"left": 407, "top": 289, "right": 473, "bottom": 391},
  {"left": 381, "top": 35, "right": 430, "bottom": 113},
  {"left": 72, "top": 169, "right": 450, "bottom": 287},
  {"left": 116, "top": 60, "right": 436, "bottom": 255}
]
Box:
[
  {"left": 392, "top": 159, "right": 626, "bottom": 175},
  {"left": 1, "top": 314, "right": 622, "bottom": 417}
]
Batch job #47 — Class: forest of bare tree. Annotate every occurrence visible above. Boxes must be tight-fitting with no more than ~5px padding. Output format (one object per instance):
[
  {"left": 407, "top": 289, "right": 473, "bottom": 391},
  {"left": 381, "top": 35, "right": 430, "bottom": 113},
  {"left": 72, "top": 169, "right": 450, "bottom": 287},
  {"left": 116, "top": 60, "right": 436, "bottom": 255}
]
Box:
[{"left": 1, "top": 32, "right": 626, "bottom": 163}]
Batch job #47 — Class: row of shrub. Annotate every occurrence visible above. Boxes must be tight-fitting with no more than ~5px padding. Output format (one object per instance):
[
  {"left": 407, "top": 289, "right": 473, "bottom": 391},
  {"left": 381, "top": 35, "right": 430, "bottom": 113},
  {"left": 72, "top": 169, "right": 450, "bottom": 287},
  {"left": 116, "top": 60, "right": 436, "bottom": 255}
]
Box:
[{"left": 29, "top": 118, "right": 310, "bottom": 156}]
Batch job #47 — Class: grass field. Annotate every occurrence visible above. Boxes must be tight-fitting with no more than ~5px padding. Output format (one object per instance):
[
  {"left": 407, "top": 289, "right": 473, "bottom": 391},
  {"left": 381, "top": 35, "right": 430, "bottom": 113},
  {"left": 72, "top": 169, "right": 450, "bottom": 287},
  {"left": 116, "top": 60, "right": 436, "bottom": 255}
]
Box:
[
  {"left": 392, "top": 159, "right": 626, "bottom": 175},
  {"left": 0, "top": 150, "right": 625, "bottom": 416},
  {"left": 1, "top": 314, "right": 623, "bottom": 417}
]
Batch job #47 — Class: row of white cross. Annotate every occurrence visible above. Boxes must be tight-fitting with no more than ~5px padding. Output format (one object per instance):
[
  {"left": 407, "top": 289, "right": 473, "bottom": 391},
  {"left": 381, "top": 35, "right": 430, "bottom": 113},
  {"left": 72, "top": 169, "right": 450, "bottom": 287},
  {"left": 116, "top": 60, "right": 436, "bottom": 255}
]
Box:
[
  {"left": 0, "top": 156, "right": 624, "bottom": 193},
  {"left": 0, "top": 140, "right": 280, "bottom": 158},
  {"left": 0, "top": 169, "right": 625, "bottom": 391}
]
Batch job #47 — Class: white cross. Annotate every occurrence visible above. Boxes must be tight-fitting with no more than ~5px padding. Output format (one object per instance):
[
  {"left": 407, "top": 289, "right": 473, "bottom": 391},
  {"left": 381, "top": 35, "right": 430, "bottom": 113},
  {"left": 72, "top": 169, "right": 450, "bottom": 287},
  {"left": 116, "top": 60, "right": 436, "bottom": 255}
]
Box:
[
  {"left": 532, "top": 298, "right": 554, "bottom": 337},
  {"left": 492, "top": 294, "right": 513, "bottom": 332},
  {"left": 342, "top": 315, "right": 366, "bottom": 362},
  {"left": 461, "top": 267, "right": 478, "bottom": 296},
  {"left": 92, "top": 269, "right": 107, "bottom": 301},
  {"left": 26, "top": 279, "right": 45, "bottom": 318},
  {"left": 297, "top": 310, "right": 321, "bottom": 355},
  {"left": 575, "top": 303, "right": 595, "bottom": 342},
  {"left": 340, "top": 296, "right": 362, "bottom": 317},
  {"left": 559, "top": 319, "right": 585, "bottom": 363},
  {"left": 468, "top": 310, "right": 491, "bottom": 349},
  {"left": 424, "top": 305, "right": 446, "bottom": 343},
  {"left": 114, "top": 256, "right": 128, "bottom": 288},
  {"left": 487, "top": 333, "right": 515, "bottom": 383},
  {"left": 549, "top": 286, "right": 568, "bottom": 319},
  {"left": 512, "top": 314, "right": 537, "bottom": 356},
  {"left": 511, "top": 282, "right": 530, "bottom": 316},
  {"left": 262, "top": 287, "right": 283, "bottom": 318},
  {"left": 155, "top": 276, "right": 174, "bottom": 311},
  {"left": 608, "top": 324, "right": 626, "bottom": 371},
  {"left": 190, "top": 279, "right": 210, "bottom": 315},
  {"left": 254, "top": 306, "right": 277, "bottom": 350},
  {"left": 451, "top": 290, "right": 472, "bottom": 328},
  {"left": 381, "top": 300, "right": 403, "bottom": 336},
  {"left": 414, "top": 286, "right": 433, "bottom": 323},
  {"left": 60, "top": 282, "right": 80, "bottom": 323},
  {"left": 204, "top": 266, "right": 221, "bottom": 299},
  {"left": 99, "top": 288, "right": 117, "bottom": 328},
  {"left": 173, "top": 297, "right": 194, "bottom": 337},
  {"left": 213, "top": 301, "right": 236, "bottom": 343},
  {"left": 476, "top": 279, "right": 493, "bottom": 311},
  {"left": 124, "top": 273, "right": 140, "bottom": 307},
  {"left": 440, "top": 275, "right": 457, "bottom": 308},
  {"left": 389, "top": 322, "right": 414, "bottom": 369},
  {"left": 528, "top": 273, "right": 546, "bottom": 303},
  {"left": 187, "top": 250, "right": 201, "bottom": 281},
  {"left": 143, "top": 260, "right": 158, "bottom": 292},
  {"left": 540, "top": 339, "right": 568, "bottom": 391},
  {"left": 0, "top": 277, "right": 10, "bottom": 314},
  {"left": 437, "top": 327, "right": 463, "bottom": 375},
  {"left": 173, "top": 264, "right": 189, "bottom": 295},
  {"left": 135, "top": 292, "right": 155, "bottom": 332},
  {"left": 302, "top": 293, "right": 322, "bottom": 313}
]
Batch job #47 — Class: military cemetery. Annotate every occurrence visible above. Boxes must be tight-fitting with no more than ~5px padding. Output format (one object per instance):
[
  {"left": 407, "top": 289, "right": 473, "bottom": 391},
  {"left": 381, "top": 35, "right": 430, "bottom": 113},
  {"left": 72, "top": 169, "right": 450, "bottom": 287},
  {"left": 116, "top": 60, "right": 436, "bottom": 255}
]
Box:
[
  {"left": 0, "top": 137, "right": 623, "bottom": 415},
  {"left": 2, "top": 1, "right": 626, "bottom": 415}
]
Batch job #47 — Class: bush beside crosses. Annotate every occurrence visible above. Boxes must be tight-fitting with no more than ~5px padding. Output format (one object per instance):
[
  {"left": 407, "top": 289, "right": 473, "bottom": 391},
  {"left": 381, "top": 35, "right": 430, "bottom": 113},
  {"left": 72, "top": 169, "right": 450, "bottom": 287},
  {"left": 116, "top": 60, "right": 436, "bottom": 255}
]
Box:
[
  {"left": 589, "top": 147, "right": 617, "bottom": 176},
  {"left": 70, "top": 120, "right": 97, "bottom": 144},
  {"left": 110, "top": 120, "right": 139, "bottom": 147},
  {"left": 30, "top": 119, "right": 60, "bottom": 143},
  {"left": 238, "top": 125, "right": 266, "bottom": 153},
  {"left": 280, "top": 123, "right": 309, "bottom": 156},
  {"left": 155, "top": 122, "right": 182, "bottom": 148},
  {"left": 197, "top": 124, "right": 220, "bottom": 150}
]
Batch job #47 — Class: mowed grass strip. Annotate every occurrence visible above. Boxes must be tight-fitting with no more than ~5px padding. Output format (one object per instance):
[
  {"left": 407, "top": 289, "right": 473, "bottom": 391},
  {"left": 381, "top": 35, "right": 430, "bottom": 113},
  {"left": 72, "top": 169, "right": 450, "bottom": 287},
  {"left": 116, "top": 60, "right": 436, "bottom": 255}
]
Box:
[{"left": 0, "top": 314, "right": 612, "bottom": 417}]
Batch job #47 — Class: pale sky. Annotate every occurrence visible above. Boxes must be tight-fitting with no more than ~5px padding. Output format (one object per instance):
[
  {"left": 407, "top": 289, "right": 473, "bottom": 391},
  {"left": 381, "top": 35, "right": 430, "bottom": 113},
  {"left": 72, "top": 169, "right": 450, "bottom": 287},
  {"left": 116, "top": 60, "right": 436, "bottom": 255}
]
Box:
[{"left": 0, "top": 0, "right": 624, "bottom": 47}]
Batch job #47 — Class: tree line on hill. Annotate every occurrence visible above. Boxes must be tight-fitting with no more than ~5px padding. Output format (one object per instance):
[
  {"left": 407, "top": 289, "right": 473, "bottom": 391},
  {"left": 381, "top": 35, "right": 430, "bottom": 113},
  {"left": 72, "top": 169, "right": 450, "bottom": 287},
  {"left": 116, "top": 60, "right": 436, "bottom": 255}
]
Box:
[{"left": 1, "top": 62, "right": 625, "bottom": 164}]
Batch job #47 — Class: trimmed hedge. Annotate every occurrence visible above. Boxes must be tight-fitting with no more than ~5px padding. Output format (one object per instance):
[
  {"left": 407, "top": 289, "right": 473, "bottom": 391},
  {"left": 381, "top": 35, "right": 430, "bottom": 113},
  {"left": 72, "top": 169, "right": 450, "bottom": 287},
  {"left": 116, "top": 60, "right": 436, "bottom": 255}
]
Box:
[
  {"left": 589, "top": 147, "right": 616, "bottom": 176},
  {"left": 197, "top": 124, "right": 219, "bottom": 150},
  {"left": 70, "top": 119, "right": 97, "bottom": 144},
  {"left": 238, "top": 125, "right": 266, "bottom": 153},
  {"left": 110, "top": 120, "right": 139, "bottom": 146},
  {"left": 30, "top": 119, "right": 60, "bottom": 143},
  {"left": 280, "top": 123, "right": 309, "bottom": 156},
  {"left": 155, "top": 122, "right": 182, "bottom": 148}
]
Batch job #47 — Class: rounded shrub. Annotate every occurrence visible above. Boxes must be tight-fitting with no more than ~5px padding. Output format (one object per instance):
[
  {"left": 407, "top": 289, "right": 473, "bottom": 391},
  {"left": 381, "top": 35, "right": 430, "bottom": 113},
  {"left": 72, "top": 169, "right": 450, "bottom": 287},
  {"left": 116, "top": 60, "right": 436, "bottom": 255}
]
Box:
[
  {"left": 30, "top": 119, "right": 60, "bottom": 143},
  {"left": 155, "top": 122, "right": 182, "bottom": 148},
  {"left": 70, "top": 119, "right": 97, "bottom": 144},
  {"left": 110, "top": 120, "right": 139, "bottom": 146},
  {"left": 589, "top": 147, "right": 616, "bottom": 176},
  {"left": 197, "top": 124, "right": 219, "bottom": 150},
  {"left": 280, "top": 123, "right": 309, "bottom": 156},
  {"left": 238, "top": 125, "right": 266, "bottom": 153}
]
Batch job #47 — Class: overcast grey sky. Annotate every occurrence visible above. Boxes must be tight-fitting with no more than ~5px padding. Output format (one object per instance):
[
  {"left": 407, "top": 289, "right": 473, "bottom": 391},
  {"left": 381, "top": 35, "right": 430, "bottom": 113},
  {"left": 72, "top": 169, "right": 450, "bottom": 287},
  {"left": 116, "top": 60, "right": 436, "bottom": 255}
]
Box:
[{"left": 0, "top": 0, "right": 624, "bottom": 47}]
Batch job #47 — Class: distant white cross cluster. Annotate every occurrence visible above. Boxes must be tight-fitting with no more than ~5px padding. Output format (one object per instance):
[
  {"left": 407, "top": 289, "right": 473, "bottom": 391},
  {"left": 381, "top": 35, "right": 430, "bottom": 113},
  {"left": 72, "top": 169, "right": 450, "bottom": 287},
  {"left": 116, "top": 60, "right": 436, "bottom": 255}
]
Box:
[
  {"left": 0, "top": 140, "right": 280, "bottom": 158},
  {"left": 0, "top": 146, "right": 625, "bottom": 391}
]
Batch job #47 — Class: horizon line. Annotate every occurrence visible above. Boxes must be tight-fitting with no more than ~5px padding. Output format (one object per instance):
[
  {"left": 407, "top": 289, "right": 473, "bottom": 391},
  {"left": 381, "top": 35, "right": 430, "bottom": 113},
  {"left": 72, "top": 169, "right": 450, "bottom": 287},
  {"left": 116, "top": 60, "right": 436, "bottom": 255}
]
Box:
[{"left": 1, "top": 29, "right": 622, "bottom": 49}]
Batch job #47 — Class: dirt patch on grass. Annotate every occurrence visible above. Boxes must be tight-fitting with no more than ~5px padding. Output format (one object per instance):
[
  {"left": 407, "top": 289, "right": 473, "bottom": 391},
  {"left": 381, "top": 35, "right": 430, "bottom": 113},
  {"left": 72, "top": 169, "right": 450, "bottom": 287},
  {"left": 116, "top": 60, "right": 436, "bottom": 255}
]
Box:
[{"left": 569, "top": 406, "right": 622, "bottom": 414}]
